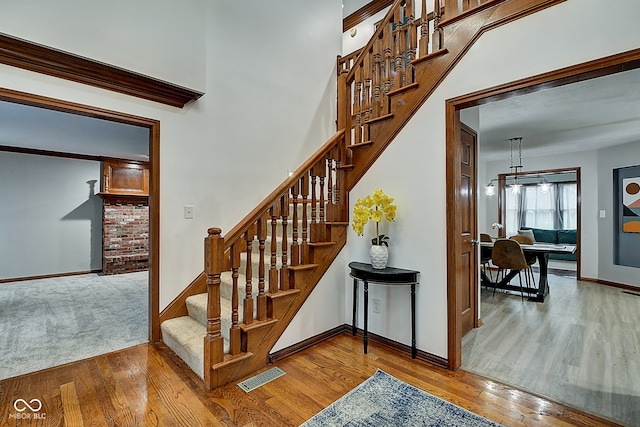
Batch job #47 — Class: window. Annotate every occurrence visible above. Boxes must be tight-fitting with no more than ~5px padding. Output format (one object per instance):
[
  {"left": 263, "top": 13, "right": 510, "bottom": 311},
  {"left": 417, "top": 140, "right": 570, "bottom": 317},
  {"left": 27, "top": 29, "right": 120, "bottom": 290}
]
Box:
[{"left": 505, "top": 182, "right": 577, "bottom": 235}]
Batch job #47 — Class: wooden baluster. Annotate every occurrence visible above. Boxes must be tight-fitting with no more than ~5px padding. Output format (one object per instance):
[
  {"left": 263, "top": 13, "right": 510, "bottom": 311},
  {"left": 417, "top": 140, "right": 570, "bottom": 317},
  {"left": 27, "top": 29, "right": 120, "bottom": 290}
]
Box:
[
  {"left": 290, "top": 182, "right": 300, "bottom": 266},
  {"left": 310, "top": 173, "right": 318, "bottom": 242},
  {"left": 326, "top": 156, "right": 334, "bottom": 222},
  {"left": 229, "top": 242, "right": 241, "bottom": 355},
  {"left": 433, "top": 0, "right": 444, "bottom": 50},
  {"left": 243, "top": 230, "right": 254, "bottom": 326},
  {"left": 268, "top": 205, "right": 279, "bottom": 294},
  {"left": 462, "top": 0, "right": 471, "bottom": 13},
  {"left": 372, "top": 43, "right": 382, "bottom": 118},
  {"left": 419, "top": 0, "right": 430, "bottom": 57},
  {"left": 204, "top": 228, "right": 224, "bottom": 388},
  {"left": 337, "top": 68, "right": 351, "bottom": 150},
  {"left": 354, "top": 66, "right": 363, "bottom": 145},
  {"left": 443, "top": 0, "right": 457, "bottom": 18},
  {"left": 333, "top": 148, "right": 346, "bottom": 223},
  {"left": 256, "top": 214, "right": 267, "bottom": 320},
  {"left": 280, "top": 194, "right": 290, "bottom": 290},
  {"left": 318, "top": 161, "right": 326, "bottom": 235},
  {"left": 393, "top": 5, "right": 404, "bottom": 89},
  {"left": 384, "top": 24, "right": 393, "bottom": 114},
  {"left": 406, "top": 0, "right": 416, "bottom": 83},
  {"left": 300, "top": 173, "right": 310, "bottom": 264},
  {"left": 310, "top": 159, "right": 326, "bottom": 242},
  {"left": 363, "top": 52, "right": 372, "bottom": 142}
]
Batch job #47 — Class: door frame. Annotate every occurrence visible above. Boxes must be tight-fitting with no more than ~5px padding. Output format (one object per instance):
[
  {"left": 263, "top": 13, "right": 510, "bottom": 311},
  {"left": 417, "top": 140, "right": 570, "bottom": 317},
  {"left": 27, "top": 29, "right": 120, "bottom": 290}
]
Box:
[
  {"left": 0, "top": 87, "right": 162, "bottom": 341},
  {"left": 445, "top": 48, "right": 640, "bottom": 370}
]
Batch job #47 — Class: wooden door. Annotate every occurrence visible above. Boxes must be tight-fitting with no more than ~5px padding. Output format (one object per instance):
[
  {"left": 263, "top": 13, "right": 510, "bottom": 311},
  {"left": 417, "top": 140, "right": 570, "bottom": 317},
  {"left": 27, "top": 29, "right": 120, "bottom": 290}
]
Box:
[{"left": 458, "top": 123, "right": 478, "bottom": 337}]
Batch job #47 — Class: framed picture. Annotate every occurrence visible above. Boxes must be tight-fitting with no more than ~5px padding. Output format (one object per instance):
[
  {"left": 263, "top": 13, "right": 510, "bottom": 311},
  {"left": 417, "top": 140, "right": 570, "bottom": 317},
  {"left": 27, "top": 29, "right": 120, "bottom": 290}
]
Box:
[
  {"left": 622, "top": 176, "right": 640, "bottom": 233},
  {"left": 614, "top": 165, "right": 640, "bottom": 267}
]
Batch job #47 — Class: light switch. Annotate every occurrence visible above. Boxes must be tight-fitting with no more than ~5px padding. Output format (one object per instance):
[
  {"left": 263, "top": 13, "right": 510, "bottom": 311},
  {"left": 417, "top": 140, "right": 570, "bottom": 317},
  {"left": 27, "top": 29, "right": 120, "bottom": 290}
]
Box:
[
  {"left": 599, "top": 210, "right": 606, "bottom": 218},
  {"left": 184, "top": 205, "right": 194, "bottom": 219}
]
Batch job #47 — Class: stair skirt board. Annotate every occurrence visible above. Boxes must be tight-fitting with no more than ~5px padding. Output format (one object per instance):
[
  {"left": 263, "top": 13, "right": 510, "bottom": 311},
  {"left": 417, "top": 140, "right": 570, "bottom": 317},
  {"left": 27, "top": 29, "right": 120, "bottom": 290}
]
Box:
[{"left": 237, "top": 367, "right": 286, "bottom": 393}]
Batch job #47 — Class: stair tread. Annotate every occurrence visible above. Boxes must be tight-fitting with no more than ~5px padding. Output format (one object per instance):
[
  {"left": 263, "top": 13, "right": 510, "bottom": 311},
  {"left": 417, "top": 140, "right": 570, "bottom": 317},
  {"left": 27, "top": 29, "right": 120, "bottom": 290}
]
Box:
[{"left": 161, "top": 315, "right": 230, "bottom": 380}]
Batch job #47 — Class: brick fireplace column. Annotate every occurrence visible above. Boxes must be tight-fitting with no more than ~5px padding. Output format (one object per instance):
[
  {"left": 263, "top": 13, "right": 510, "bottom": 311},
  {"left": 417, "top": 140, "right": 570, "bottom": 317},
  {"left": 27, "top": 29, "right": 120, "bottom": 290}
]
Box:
[{"left": 98, "top": 160, "right": 150, "bottom": 275}]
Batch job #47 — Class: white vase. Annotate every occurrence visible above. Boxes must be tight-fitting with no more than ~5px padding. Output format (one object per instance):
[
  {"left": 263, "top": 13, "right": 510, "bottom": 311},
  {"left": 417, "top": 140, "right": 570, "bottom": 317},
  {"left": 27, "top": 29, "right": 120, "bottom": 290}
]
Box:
[{"left": 370, "top": 245, "right": 389, "bottom": 269}]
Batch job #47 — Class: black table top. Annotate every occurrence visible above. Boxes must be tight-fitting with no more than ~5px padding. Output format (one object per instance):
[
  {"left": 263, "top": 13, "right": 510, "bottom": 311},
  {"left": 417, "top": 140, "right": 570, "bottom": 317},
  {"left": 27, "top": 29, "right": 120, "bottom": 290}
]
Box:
[{"left": 348, "top": 261, "right": 419, "bottom": 285}]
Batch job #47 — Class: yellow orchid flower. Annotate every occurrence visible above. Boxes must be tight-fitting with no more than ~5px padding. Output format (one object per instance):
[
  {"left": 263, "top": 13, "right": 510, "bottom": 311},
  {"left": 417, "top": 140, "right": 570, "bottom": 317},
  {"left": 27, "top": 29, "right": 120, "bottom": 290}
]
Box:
[{"left": 351, "top": 189, "right": 397, "bottom": 246}]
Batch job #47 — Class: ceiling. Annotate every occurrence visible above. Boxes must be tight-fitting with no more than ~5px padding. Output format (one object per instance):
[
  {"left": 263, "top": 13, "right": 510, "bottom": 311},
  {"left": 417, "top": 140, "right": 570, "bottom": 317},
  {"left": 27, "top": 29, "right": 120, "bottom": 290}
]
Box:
[
  {"left": 0, "top": 101, "right": 149, "bottom": 161},
  {"left": 471, "top": 67, "right": 640, "bottom": 162}
]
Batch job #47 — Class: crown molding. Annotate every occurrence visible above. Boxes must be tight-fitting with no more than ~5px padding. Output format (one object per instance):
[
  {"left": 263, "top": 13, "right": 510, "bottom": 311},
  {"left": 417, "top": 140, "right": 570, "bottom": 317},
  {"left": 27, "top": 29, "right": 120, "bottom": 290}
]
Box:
[{"left": 0, "top": 32, "right": 203, "bottom": 108}]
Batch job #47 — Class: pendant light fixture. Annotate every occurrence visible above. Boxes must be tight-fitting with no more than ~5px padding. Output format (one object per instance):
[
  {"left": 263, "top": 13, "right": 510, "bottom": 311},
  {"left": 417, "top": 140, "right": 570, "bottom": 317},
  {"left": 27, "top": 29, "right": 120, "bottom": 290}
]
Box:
[{"left": 509, "top": 137, "right": 523, "bottom": 193}]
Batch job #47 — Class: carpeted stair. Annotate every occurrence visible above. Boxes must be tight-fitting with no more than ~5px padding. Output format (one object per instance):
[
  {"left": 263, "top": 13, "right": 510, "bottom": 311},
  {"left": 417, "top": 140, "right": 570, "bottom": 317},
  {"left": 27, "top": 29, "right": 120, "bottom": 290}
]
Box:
[{"left": 161, "top": 207, "right": 304, "bottom": 379}]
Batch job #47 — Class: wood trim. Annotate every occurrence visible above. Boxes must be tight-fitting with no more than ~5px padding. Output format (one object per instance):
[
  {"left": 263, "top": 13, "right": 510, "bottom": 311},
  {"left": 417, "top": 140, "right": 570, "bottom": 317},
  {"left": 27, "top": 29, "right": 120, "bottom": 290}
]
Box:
[
  {"left": 269, "top": 324, "right": 349, "bottom": 362},
  {"left": 446, "top": 48, "right": 640, "bottom": 374},
  {"left": 0, "top": 86, "right": 162, "bottom": 342},
  {"left": 445, "top": 104, "right": 462, "bottom": 370},
  {"left": 580, "top": 277, "right": 640, "bottom": 292},
  {"left": 440, "top": 0, "right": 505, "bottom": 27},
  {"left": 0, "top": 144, "right": 149, "bottom": 165},
  {"left": 269, "top": 324, "right": 449, "bottom": 368},
  {"left": 0, "top": 32, "right": 203, "bottom": 108},
  {"left": 0, "top": 269, "right": 102, "bottom": 284},
  {"left": 449, "top": 47, "right": 640, "bottom": 109},
  {"left": 343, "top": 0, "right": 394, "bottom": 32}
]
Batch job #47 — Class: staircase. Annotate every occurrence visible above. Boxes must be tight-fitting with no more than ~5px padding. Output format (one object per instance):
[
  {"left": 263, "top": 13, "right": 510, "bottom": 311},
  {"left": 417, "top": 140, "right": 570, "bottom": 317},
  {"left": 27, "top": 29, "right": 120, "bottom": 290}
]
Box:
[{"left": 160, "top": 0, "right": 564, "bottom": 389}]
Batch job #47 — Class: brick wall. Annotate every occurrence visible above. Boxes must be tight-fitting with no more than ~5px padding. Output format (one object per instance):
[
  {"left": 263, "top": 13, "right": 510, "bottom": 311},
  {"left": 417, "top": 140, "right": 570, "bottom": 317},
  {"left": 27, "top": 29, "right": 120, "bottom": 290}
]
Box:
[{"left": 102, "top": 198, "right": 149, "bottom": 275}]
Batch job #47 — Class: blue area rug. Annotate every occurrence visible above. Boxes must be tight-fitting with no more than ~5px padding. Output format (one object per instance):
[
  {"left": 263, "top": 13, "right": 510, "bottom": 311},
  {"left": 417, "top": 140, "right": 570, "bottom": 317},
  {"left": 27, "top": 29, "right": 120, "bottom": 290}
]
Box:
[{"left": 301, "top": 369, "right": 503, "bottom": 427}]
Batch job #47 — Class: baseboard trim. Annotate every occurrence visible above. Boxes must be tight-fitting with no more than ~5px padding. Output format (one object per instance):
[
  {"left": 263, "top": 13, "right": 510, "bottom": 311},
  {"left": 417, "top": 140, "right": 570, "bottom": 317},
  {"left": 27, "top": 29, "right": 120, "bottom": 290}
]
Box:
[
  {"left": 580, "top": 277, "right": 639, "bottom": 291},
  {"left": 269, "top": 325, "right": 349, "bottom": 363},
  {"left": 0, "top": 269, "right": 103, "bottom": 284},
  {"left": 269, "top": 324, "right": 448, "bottom": 369}
]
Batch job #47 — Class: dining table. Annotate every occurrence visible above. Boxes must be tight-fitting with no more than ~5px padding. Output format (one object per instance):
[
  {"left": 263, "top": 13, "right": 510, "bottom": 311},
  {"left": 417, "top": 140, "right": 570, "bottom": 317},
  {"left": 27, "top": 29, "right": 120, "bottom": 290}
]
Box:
[{"left": 480, "top": 241, "right": 576, "bottom": 302}]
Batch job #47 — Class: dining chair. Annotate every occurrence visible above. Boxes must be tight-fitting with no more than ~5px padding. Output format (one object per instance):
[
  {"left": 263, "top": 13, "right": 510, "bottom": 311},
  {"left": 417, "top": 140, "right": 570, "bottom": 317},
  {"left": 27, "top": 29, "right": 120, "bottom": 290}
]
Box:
[
  {"left": 491, "top": 238, "right": 529, "bottom": 300},
  {"left": 509, "top": 235, "right": 537, "bottom": 287},
  {"left": 479, "top": 233, "right": 493, "bottom": 280}
]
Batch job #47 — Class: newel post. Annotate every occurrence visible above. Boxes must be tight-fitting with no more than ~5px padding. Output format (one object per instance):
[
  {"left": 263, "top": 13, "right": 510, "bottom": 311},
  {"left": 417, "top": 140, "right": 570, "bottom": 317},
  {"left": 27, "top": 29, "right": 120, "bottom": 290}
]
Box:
[{"left": 204, "top": 227, "right": 224, "bottom": 388}]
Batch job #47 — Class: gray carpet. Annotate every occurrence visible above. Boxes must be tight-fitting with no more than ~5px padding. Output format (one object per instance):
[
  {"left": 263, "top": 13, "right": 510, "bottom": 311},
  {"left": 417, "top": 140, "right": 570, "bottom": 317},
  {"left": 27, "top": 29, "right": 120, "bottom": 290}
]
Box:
[{"left": 0, "top": 272, "right": 148, "bottom": 380}]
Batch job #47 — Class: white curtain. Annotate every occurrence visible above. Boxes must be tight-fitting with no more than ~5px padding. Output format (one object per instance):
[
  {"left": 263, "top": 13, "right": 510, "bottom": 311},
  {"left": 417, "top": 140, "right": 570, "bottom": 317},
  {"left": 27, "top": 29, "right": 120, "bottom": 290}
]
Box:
[{"left": 505, "top": 182, "right": 577, "bottom": 234}]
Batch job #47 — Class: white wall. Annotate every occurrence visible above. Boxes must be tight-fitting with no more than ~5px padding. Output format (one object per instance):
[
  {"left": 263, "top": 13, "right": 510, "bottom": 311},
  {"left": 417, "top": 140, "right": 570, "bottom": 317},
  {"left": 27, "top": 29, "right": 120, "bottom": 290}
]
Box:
[
  {"left": 341, "top": 0, "right": 640, "bottom": 360},
  {"left": 0, "top": 152, "right": 102, "bottom": 279},
  {"left": 0, "top": 0, "right": 344, "bottom": 314},
  {"left": 0, "top": 0, "right": 207, "bottom": 90},
  {"left": 597, "top": 139, "right": 640, "bottom": 287}
]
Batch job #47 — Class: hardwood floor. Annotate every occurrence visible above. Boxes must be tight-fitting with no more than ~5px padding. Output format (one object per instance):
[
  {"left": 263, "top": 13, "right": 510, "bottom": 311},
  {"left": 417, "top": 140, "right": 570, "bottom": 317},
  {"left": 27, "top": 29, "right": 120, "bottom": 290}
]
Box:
[
  {"left": 0, "top": 333, "right": 620, "bottom": 426},
  {"left": 463, "top": 274, "right": 640, "bottom": 426}
]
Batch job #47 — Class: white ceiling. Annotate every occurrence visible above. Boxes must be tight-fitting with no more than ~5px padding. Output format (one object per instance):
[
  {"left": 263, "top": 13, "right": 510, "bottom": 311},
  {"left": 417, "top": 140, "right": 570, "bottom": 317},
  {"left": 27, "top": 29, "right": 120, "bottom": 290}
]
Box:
[
  {"left": 472, "top": 67, "right": 640, "bottom": 162},
  {"left": 0, "top": 101, "right": 149, "bottom": 161}
]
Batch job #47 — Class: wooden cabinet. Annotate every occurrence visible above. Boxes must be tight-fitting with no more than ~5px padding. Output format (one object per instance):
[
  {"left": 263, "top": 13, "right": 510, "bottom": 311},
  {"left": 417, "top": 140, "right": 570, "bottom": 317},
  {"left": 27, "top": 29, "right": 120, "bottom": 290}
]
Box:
[{"left": 100, "top": 160, "right": 149, "bottom": 196}]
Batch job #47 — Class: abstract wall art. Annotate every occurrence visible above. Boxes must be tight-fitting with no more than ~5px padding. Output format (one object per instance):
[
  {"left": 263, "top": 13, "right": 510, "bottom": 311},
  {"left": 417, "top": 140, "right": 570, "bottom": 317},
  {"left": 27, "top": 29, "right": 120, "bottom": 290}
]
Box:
[
  {"left": 614, "top": 165, "right": 640, "bottom": 268},
  {"left": 622, "top": 176, "right": 640, "bottom": 233}
]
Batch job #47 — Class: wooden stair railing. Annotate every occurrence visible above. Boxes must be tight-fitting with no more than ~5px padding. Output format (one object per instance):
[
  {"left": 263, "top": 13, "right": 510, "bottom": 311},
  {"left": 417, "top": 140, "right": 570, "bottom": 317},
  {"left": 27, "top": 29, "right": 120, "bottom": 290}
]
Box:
[
  {"left": 203, "top": 130, "right": 348, "bottom": 388},
  {"left": 337, "top": 0, "right": 444, "bottom": 154},
  {"left": 161, "top": 0, "right": 566, "bottom": 391},
  {"left": 336, "top": 0, "right": 563, "bottom": 191}
]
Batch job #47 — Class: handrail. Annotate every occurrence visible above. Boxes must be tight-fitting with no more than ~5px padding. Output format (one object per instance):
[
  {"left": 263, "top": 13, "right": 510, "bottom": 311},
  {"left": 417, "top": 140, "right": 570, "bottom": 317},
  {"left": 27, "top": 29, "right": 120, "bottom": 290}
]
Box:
[{"left": 222, "top": 129, "right": 346, "bottom": 249}]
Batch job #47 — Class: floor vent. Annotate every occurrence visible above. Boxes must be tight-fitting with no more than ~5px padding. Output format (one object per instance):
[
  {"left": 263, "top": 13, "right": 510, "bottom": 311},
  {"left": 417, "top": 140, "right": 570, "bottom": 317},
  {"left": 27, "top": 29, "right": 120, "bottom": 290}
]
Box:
[
  {"left": 622, "top": 291, "right": 640, "bottom": 297},
  {"left": 237, "top": 367, "right": 286, "bottom": 392}
]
